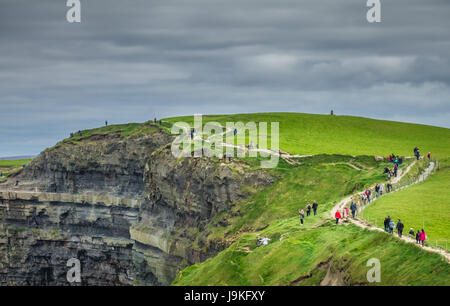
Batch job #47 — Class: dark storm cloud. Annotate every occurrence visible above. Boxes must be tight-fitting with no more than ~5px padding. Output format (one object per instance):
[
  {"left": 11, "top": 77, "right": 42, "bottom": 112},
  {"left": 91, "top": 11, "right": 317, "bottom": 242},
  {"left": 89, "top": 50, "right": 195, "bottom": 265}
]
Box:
[{"left": 0, "top": 0, "right": 449, "bottom": 156}]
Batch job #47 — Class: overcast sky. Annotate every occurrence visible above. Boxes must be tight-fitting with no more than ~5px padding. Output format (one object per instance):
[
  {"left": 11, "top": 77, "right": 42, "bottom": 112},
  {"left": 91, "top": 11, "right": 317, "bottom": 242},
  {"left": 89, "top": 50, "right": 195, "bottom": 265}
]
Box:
[{"left": 0, "top": 0, "right": 449, "bottom": 156}]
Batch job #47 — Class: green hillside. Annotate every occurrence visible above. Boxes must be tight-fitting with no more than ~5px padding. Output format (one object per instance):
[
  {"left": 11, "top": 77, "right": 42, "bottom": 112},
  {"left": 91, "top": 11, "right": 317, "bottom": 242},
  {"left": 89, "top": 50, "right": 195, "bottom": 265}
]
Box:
[{"left": 164, "top": 113, "right": 450, "bottom": 158}]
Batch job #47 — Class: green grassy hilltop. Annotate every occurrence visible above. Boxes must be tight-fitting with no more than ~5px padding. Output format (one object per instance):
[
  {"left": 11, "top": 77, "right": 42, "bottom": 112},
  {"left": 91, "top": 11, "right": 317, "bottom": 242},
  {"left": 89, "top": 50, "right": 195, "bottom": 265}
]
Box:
[{"left": 165, "top": 113, "right": 450, "bottom": 158}]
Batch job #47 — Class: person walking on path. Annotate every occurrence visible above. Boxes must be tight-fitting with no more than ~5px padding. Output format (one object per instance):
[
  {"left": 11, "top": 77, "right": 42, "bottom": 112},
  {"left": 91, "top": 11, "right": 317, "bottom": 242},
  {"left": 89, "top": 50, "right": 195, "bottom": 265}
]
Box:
[
  {"left": 350, "top": 202, "right": 357, "bottom": 218},
  {"left": 361, "top": 193, "right": 367, "bottom": 205},
  {"left": 312, "top": 201, "right": 318, "bottom": 216},
  {"left": 306, "top": 204, "right": 312, "bottom": 217},
  {"left": 384, "top": 217, "right": 389, "bottom": 232},
  {"left": 396, "top": 219, "right": 404, "bottom": 237},
  {"left": 416, "top": 229, "right": 421, "bottom": 244},
  {"left": 366, "top": 189, "right": 371, "bottom": 203},
  {"left": 298, "top": 209, "right": 305, "bottom": 226},
  {"left": 387, "top": 182, "right": 392, "bottom": 193},
  {"left": 379, "top": 184, "right": 384, "bottom": 196},
  {"left": 343, "top": 206, "right": 349, "bottom": 219},
  {"left": 389, "top": 219, "right": 395, "bottom": 234},
  {"left": 427, "top": 152, "right": 431, "bottom": 161},
  {"left": 420, "top": 229, "right": 427, "bottom": 247},
  {"left": 335, "top": 210, "right": 342, "bottom": 224},
  {"left": 375, "top": 184, "right": 380, "bottom": 199}
]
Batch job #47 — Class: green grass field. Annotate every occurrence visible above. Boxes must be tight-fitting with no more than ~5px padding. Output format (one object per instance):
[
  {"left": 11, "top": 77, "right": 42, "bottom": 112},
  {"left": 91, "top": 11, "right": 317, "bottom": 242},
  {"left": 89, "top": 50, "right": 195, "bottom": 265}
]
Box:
[
  {"left": 164, "top": 113, "right": 450, "bottom": 158},
  {"left": 361, "top": 159, "right": 450, "bottom": 249},
  {"left": 0, "top": 159, "right": 33, "bottom": 182},
  {"left": 0, "top": 159, "right": 32, "bottom": 167},
  {"left": 173, "top": 223, "right": 450, "bottom": 286}
]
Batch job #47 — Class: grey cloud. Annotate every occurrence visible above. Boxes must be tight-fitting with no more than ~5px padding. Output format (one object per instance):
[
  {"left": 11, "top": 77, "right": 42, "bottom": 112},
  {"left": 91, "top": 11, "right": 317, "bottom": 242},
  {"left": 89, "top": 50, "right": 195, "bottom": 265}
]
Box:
[{"left": 0, "top": 0, "right": 449, "bottom": 156}]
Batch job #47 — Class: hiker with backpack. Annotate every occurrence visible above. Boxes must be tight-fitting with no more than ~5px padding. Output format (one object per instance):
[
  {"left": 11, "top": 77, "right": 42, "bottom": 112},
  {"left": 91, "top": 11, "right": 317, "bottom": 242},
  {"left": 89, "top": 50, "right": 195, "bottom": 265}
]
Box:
[
  {"left": 298, "top": 209, "right": 305, "bottom": 226},
  {"left": 350, "top": 202, "right": 357, "bottom": 218},
  {"left": 396, "top": 219, "right": 404, "bottom": 237},
  {"left": 312, "top": 201, "right": 318, "bottom": 216},
  {"left": 306, "top": 203, "right": 312, "bottom": 217}
]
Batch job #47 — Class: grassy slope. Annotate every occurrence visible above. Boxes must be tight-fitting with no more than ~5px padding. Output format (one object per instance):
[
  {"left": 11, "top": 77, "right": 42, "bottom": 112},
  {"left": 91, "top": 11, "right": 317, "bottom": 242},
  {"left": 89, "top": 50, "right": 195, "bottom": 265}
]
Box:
[
  {"left": 362, "top": 158, "right": 450, "bottom": 248},
  {"left": 202, "top": 155, "right": 393, "bottom": 244},
  {"left": 0, "top": 159, "right": 32, "bottom": 167},
  {"left": 173, "top": 223, "right": 450, "bottom": 286},
  {"left": 0, "top": 159, "right": 33, "bottom": 182},
  {"left": 164, "top": 113, "right": 450, "bottom": 158}
]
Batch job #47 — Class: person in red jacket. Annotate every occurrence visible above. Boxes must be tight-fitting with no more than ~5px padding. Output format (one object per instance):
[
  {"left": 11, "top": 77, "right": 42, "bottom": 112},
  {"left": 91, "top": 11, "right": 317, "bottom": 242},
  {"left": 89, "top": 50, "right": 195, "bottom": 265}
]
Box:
[
  {"left": 420, "top": 229, "right": 427, "bottom": 246},
  {"left": 335, "top": 211, "right": 342, "bottom": 224}
]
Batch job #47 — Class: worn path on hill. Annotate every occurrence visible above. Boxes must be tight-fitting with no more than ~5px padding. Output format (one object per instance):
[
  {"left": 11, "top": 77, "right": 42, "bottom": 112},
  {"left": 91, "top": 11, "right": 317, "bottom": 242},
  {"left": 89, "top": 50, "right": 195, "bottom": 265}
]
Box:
[{"left": 331, "top": 159, "right": 450, "bottom": 262}]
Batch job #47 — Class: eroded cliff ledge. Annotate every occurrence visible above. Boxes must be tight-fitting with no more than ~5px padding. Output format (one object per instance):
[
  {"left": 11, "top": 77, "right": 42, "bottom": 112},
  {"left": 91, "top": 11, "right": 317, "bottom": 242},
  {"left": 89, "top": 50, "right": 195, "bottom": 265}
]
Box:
[{"left": 0, "top": 127, "right": 274, "bottom": 285}]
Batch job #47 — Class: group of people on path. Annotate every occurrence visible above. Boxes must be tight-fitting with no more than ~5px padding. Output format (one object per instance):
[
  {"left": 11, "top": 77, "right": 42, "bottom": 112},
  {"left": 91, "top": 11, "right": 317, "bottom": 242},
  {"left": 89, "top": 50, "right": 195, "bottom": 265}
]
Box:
[
  {"left": 298, "top": 201, "right": 319, "bottom": 225},
  {"left": 385, "top": 154, "right": 401, "bottom": 179},
  {"left": 384, "top": 216, "right": 427, "bottom": 246},
  {"left": 383, "top": 216, "right": 405, "bottom": 236},
  {"left": 335, "top": 201, "right": 358, "bottom": 224},
  {"left": 414, "top": 229, "right": 427, "bottom": 246}
]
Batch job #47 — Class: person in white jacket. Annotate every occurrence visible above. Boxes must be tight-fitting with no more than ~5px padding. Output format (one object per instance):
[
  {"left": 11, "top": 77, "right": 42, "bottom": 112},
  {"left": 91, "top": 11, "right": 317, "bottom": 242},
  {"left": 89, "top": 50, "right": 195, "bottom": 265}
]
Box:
[{"left": 261, "top": 236, "right": 271, "bottom": 246}]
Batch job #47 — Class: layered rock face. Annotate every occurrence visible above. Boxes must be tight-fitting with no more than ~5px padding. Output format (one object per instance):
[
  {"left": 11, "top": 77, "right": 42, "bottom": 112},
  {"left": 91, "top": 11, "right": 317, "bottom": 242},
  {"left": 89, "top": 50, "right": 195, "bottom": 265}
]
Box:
[{"left": 0, "top": 129, "right": 274, "bottom": 285}]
